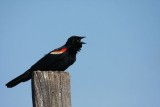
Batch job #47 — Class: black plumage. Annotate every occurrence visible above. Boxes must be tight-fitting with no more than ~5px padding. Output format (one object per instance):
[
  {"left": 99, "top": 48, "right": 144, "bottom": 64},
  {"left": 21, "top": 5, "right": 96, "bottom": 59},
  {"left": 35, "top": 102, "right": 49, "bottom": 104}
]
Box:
[{"left": 6, "top": 36, "right": 85, "bottom": 88}]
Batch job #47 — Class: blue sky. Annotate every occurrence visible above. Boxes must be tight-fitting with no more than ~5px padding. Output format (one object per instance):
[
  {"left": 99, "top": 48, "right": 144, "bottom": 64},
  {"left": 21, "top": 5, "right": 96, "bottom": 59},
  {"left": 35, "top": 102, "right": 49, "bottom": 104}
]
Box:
[{"left": 1, "top": 0, "right": 160, "bottom": 107}]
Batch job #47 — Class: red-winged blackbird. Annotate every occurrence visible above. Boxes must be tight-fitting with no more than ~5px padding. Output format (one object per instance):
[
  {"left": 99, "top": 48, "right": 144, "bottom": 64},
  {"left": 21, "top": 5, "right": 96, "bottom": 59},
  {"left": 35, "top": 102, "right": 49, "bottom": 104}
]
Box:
[{"left": 6, "top": 36, "right": 85, "bottom": 88}]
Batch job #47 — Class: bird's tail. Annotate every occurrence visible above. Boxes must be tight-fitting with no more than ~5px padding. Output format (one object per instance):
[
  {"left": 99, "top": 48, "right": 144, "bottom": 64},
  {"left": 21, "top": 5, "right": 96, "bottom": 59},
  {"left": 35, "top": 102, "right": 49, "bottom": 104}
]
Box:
[{"left": 6, "top": 70, "right": 32, "bottom": 88}]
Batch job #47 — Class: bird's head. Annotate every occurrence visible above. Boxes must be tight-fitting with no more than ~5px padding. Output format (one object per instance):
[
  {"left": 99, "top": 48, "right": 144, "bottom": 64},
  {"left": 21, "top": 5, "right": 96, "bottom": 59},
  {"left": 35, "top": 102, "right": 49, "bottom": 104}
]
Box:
[{"left": 65, "top": 36, "right": 86, "bottom": 51}]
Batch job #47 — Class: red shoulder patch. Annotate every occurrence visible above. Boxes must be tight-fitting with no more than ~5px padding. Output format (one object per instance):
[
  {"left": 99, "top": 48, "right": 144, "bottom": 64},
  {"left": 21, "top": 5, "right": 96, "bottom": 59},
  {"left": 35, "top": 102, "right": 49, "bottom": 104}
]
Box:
[{"left": 50, "top": 48, "right": 67, "bottom": 54}]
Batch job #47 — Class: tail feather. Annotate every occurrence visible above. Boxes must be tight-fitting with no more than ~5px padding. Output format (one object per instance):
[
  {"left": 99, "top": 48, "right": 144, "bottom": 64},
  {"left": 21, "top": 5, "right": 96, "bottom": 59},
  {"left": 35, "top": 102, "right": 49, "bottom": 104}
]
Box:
[{"left": 6, "top": 71, "right": 32, "bottom": 88}]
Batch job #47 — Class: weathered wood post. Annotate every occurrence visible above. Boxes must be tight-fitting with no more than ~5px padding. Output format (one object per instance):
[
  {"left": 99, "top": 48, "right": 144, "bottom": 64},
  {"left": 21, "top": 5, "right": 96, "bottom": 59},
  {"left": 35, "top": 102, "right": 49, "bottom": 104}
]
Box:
[{"left": 32, "top": 71, "right": 71, "bottom": 107}]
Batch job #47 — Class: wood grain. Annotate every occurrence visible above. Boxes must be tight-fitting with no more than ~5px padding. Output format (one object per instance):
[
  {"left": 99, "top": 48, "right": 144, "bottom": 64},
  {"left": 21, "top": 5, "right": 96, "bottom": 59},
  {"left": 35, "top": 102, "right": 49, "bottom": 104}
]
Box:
[{"left": 32, "top": 71, "right": 71, "bottom": 107}]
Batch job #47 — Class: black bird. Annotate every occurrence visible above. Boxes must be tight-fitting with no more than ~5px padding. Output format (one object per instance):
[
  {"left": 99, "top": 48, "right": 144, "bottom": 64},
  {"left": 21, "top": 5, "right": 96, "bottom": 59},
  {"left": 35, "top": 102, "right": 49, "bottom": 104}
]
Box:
[{"left": 6, "top": 36, "right": 85, "bottom": 88}]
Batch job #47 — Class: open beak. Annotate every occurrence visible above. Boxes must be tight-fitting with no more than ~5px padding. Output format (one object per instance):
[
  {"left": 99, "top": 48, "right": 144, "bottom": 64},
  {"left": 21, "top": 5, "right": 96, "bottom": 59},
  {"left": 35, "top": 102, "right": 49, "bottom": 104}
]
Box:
[{"left": 80, "top": 36, "right": 86, "bottom": 44}]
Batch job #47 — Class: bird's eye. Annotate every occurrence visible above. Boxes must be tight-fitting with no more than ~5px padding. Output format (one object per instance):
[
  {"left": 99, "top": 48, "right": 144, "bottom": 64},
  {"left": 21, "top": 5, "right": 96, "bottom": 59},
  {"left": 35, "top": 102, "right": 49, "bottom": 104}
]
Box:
[{"left": 76, "top": 39, "right": 80, "bottom": 42}]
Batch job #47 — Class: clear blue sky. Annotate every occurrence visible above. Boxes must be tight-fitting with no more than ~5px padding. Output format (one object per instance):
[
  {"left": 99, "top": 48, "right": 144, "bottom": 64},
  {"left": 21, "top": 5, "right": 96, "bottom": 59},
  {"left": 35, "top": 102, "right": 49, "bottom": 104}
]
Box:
[{"left": 1, "top": 0, "right": 160, "bottom": 107}]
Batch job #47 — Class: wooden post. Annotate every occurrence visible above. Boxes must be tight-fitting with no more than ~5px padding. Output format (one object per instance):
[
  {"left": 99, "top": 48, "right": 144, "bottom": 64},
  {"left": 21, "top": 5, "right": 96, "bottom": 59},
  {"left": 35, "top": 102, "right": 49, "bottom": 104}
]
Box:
[{"left": 32, "top": 71, "right": 71, "bottom": 107}]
